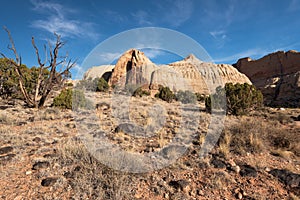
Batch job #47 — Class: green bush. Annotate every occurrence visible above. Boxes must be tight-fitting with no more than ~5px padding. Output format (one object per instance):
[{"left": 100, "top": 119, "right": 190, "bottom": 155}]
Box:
[
  {"left": 96, "top": 77, "right": 109, "bottom": 92},
  {"left": 53, "top": 89, "right": 93, "bottom": 110},
  {"left": 75, "top": 78, "right": 97, "bottom": 91},
  {"left": 76, "top": 77, "right": 109, "bottom": 92},
  {"left": 155, "top": 86, "right": 175, "bottom": 103},
  {"left": 205, "top": 83, "right": 263, "bottom": 115},
  {"left": 176, "top": 90, "right": 197, "bottom": 104},
  {"left": 205, "top": 86, "right": 226, "bottom": 112},
  {"left": 133, "top": 87, "right": 150, "bottom": 97},
  {"left": 0, "top": 58, "right": 49, "bottom": 99}
]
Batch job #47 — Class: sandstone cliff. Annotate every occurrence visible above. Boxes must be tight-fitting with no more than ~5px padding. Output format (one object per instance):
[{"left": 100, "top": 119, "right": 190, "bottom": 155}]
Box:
[
  {"left": 109, "top": 49, "right": 158, "bottom": 87},
  {"left": 165, "top": 54, "right": 251, "bottom": 94},
  {"left": 235, "top": 50, "right": 300, "bottom": 107},
  {"left": 83, "top": 65, "right": 114, "bottom": 81},
  {"left": 83, "top": 49, "right": 251, "bottom": 95}
]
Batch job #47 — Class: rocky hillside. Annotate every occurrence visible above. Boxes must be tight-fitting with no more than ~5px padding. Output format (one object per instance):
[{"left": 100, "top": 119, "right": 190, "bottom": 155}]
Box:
[
  {"left": 235, "top": 50, "right": 300, "bottom": 107},
  {"left": 84, "top": 49, "right": 251, "bottom": 94},
  {"left": 0, "top": 96, "right": 299, "bottom": 199}
]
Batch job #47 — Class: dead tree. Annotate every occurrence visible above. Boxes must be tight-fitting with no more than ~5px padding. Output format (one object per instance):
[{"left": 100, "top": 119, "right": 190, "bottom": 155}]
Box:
[{"left": 1, "top": 27, "right": 76, "bottom": 108}]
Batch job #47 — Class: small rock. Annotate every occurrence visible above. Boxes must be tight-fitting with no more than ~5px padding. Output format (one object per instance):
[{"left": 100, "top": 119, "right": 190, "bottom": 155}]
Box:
[
  {"left": 269, "top": 169, "right": 300, "bottom": 188},
  {"left": 228, "top": 159, "right": 236, "bottom": 167},
  {"left": 17, "top": 121, "right": 27, "bottom": 126},
  {"left": 265, "top": 167, "right": 271, "bottom": 172},
  {"left": 28, "top": 116, "right": 35, "bottom": 122},
  {"left": 65, "top": 123, "right": 76, "bottom": 129},
  {"left": 239, "top": 165, "right": 257, "bottom": 177},
  {"left": 0, "top": 146, "right": 13, "bottom": 155},
  {"left": 0, "top": 153, "right": 16, "bottom": 162},
  {"left": 164, "top": 193, "right": 169, "bottom": 198},
  {"left": 41, "top": 177, "right": 59, "bottom": 187},
  {"left": 169, "top": 179, "right": 189, "bottom": 191},
  {"left": 237, "top": 192, "right": 243, "bottom": 199},
  {"left": 32, "top": 137, "right": 41, "bottom": 142},
  {"left": 210, "top": 158, "right": 227, "bottom": 169},
  {"left": 63, "top": 171, "right": 73, "bottom": 179},
  {"left": 32, "top": 161, "right": 50, "bottom": 170},
  {"left": 231, "top": 165, "right": 241, "bottom": 174},
  {"left": 25, "top": 171, "right": 32, "bottom": 175}
]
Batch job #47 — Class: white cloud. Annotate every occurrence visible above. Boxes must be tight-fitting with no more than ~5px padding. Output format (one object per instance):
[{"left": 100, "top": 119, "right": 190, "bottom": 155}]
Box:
[{"left": 30, "top": 0, "right": 98, "bottom": 40}]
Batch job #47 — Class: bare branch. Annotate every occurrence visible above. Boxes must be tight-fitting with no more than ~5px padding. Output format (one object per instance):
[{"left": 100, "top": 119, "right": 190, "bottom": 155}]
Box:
[
  {"left": 3, "top": 26, "right": 20, "bottom": 65},
  {"left": 31, "top": 36, "right": 45, "bottom": 67}
]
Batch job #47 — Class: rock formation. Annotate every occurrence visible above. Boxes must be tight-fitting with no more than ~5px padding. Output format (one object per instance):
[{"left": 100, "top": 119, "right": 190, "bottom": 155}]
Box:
[
  {"left": 84, "top": 49, "right": 251, "bottom": 95},
  {"left": 109, "top": 49, "right": 158, "bottom": 87},
  {"left": 83, "top": 65, "right": 114, "bottom": 82},
  {"left": 235, "top": 50, "right": 300, "bottom": 107},
  {"left": 165, "top": 54, "right": 251, "bottom": 94}
]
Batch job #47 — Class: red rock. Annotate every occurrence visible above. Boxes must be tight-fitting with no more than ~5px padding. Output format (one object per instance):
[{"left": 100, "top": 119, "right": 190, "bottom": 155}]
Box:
[{"left": 235, "top": 50, "right": 300, "bottom": 107}]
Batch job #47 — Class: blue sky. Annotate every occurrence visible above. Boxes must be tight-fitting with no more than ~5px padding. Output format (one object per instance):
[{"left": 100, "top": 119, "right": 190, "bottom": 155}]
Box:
[{"left": 1, "top": 0, "right": 300, "bottom": 79}]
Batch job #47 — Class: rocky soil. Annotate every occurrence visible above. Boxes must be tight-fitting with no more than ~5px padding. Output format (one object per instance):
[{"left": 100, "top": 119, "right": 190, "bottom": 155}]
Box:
[{"left": 0, "top": 94, "right": 299, "bottom": 199}]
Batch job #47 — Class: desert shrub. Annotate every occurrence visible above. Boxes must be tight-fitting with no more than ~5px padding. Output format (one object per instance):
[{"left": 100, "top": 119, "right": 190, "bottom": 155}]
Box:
[
  {"left": 96, "top": 77, "right": 109, "bottom": 92},
  {"left": 195, "top": 93, "right": 206, "bottom": 102},
  {"left": 176, "top": 90, "right": 197, "bottom": 104},
  {"left": 53, "top": 88, "right": 93, "bottom": 110},
  {"left": 65, "top": 82, "right": 73, "bottom": 87},
  {"left": 155, "top": 86, "right": 175, "bottom": 103},
  {"left": 0, "top": 58, "right": 19, "bottom": 98},
  {"left": 205, "top": 86, "right": 226, "bottom": 112},
  {"left": 0, "top": 58, "right": 49, "bottom": 99},
  {"left": 75, "top": 78, "right": 97, "bottom": 91},
  {"left": 132, "top": 87, "right": 150, "bottom": 97},
  {"left": 205, "top": 83, "right": 263, "bottom": 115},
  {"left": 217, "top": 118, "right": 265, "bottom": 157}
]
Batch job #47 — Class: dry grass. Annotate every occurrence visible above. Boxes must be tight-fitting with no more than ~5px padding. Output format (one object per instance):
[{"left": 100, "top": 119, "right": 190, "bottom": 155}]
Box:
[
  {"left": 216, "top": 114, "right": 299, "bottom": 159},
  {"left": 56, "top": 138, "right": 135, "bottom": 199},
  {"left": 217, "top": 117, "right": 266, "bottom": 157}
]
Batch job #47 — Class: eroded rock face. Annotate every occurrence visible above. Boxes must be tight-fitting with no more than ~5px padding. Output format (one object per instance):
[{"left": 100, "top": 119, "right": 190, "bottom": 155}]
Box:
[
  {"left": 235, "top": 50, "right": 300, "bottom": 107},
  {"left": 167, "top": 54, "right": 251, "bottom": 94},
  {"left": 84, "top": 49, "right": 251, "bottom": 94},
  {"left": 83, "top": 65, "right": 115, "bottom": 82},
  {"left": 109, "top": 49, "right": 158, "bottom": 87}
]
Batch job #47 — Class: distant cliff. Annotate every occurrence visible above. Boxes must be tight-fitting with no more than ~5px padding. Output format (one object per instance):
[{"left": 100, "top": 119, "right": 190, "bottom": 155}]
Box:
[{"left": 235, "top": 50, "right": 300, "bottom": 107}]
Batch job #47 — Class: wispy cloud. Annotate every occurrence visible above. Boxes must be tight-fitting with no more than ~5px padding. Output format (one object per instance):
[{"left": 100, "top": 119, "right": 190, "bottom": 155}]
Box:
[
  {"left": 210, "top": 30, "right": 226, "bottom": 39},
  {"left": 288, "top": 0, "right": 300, "bottom": 11},
  {"left": 210, "top": 30, "right": 228, "bottom": 49},
  {"left": 132, "top": 10, "right": 153, "bottom": 26},
  {"left": 30, "top": 0, "right": 99, "bottom": 39},
  {"left": 142, "top": 49, "right": 166, "bottom": 59},
  {"left": 163, "top": 0, "right": 194, "bottom": 27},
  {"left": 213, "top": 48, "right": 271, "bottom": 63},
  {"left": 97, "top": 52, "right": 122, "bottom": 63},
  {"left": 104, "top": 10, "right": 128, "bottom": 23}
]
